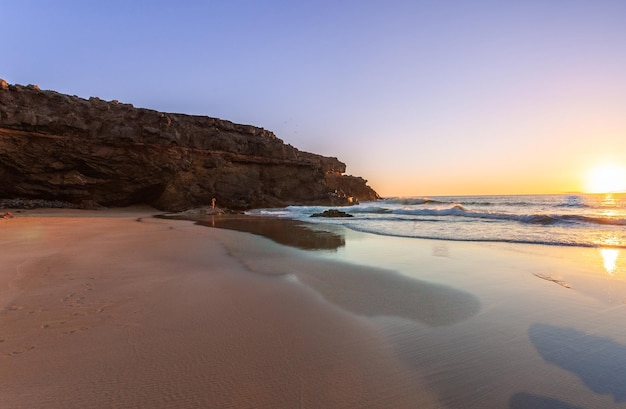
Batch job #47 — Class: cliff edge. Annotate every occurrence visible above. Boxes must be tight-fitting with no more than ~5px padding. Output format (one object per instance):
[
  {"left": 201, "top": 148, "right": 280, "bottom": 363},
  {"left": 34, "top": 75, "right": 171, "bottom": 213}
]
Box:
[{"left": 0, "top": 79, "right": 379, "bottom": 211}]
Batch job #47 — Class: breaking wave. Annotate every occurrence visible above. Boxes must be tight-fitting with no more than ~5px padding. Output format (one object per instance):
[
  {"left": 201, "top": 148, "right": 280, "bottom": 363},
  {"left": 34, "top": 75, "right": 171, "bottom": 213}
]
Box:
[
  {"left": 347, "top": 206, "right": 626, "bottom": 227},
  {"left": 384, "top": 197, "right": 446, "bottom": 205}
]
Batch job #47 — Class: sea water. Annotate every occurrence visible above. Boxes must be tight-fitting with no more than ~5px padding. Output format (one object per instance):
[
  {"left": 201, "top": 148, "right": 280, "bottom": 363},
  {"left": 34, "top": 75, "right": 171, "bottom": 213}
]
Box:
[{"left": 248, "top": 193, "right": 626, "bottom": 249}]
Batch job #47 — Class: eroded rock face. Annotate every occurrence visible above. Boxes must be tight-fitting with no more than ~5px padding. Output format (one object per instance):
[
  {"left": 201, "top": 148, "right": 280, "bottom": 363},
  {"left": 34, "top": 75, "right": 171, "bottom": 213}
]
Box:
[{"left": 0, "top": 80, "right": 379, "bottom": 210}]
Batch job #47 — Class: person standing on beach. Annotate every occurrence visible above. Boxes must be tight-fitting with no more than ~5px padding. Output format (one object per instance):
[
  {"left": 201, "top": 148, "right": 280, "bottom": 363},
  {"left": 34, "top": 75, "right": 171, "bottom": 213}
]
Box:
[{"left": 211, "top": 198, "right": 216, "bottom": 210}]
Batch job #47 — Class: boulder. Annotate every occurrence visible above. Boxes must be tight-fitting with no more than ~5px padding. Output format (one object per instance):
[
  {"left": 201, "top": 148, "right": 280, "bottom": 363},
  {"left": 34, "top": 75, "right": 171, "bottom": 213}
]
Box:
[{"left": 310, "top": 209, "right": 354, "bottom": 218}]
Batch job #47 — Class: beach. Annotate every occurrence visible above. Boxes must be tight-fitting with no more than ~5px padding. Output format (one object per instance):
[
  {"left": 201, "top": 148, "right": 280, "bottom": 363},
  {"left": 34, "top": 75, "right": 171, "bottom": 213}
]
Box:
[
  {"left": 2, "top": 208, "right": 626, "bottom": 408},
  {"left": 0, "top": 208, "right": 440, "bottom": 408}
]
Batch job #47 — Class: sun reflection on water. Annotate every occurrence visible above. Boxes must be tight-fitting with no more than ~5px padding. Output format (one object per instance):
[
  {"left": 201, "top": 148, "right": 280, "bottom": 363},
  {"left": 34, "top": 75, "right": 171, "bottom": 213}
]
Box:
[
  {"left": 600, "top": 248, "right": 619, "bottom": 275},
  {"left": 602, "top": 193, "right": 616, "bottom": 207},
  {"left": 597, "top": 234, "right": 621, "bottom": 276}
]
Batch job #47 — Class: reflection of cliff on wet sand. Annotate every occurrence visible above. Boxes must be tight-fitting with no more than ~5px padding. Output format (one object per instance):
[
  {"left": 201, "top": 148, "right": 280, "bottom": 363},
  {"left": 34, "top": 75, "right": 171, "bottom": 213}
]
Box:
[
  {"left": 165, "top": 214, "right": 346, "bottom": 250},
  {"left": 529, "top": 323, "right": 626, "bottom": 403}
]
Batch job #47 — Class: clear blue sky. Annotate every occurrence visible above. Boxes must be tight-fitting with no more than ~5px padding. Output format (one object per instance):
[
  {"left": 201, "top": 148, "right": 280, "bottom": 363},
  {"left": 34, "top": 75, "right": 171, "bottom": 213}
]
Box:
[{"left": 3, "top": 1, "right": 626, "bottom": 196}]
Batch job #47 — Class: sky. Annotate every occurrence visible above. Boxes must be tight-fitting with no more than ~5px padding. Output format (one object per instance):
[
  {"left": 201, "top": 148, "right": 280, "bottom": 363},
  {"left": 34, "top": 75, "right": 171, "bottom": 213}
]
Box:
[{"left": 3, "top": 0, "right": 626, "bottom": 197}]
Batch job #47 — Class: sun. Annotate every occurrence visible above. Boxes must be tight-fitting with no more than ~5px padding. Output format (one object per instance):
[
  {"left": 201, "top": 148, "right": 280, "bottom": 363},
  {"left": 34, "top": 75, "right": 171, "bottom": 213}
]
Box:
[{"left": 584, "top": 163, "right": 626, "bottom": 194}]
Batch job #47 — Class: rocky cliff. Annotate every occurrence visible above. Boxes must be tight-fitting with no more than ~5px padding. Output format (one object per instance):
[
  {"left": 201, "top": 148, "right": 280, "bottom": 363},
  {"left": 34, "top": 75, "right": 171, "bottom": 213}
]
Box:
[{"left": 0, "top": 79, "right": 379, "bottom": 211}]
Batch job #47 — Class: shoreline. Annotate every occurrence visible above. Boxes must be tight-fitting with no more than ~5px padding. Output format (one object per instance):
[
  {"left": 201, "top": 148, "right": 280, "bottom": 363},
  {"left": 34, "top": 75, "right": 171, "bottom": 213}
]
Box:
[{"left": 2, "top": 208, "right": 626, "bottom": 408}]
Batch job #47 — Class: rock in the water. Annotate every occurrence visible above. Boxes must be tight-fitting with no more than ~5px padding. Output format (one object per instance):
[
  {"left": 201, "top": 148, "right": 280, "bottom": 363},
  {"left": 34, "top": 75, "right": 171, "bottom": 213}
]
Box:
[
  {"left": 0, "top": 81, "right": 380, "bottom": 211},
  {"left": 310, "top": 209, "right": 354, "bottom": 218}
]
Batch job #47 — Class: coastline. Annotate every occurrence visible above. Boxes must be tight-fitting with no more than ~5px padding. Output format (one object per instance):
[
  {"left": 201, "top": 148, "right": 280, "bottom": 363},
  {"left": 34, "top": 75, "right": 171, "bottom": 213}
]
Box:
[{"left": 2, "top": 208, "right": 626, "bottom": 408}]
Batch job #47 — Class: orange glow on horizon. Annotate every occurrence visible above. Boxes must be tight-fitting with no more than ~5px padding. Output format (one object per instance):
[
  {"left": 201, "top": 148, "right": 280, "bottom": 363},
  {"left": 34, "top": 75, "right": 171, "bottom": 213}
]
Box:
[
  {"left": 365, "top": 159, "right": 626, "bottom": 198},
  {"left": 372, "top": 176, "right": 582, "bottom": 198}
]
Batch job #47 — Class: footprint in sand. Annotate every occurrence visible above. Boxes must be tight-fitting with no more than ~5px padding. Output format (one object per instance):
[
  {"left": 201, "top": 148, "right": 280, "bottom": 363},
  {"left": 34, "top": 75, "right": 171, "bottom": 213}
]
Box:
[
  {"left": 63, "top": 327, "right": 88, "bottom": 335},
  {"left": 5, "top": 346, "right": 35, "bottom": 356}
]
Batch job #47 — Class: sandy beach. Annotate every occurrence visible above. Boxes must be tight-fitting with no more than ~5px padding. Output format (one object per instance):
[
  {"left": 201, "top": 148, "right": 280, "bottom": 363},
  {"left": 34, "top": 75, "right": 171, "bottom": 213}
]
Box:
[
  {"left": 0, "top": 208, "right": 442, "bottom": 408},
  {"left": 2, "top": 208, "right": 626, "bottom": 408}
]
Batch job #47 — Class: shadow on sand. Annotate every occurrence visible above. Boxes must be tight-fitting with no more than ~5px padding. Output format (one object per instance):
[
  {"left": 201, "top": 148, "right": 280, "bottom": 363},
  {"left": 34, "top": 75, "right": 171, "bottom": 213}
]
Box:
[
  {"left": 294, "top": 260, "right": 481, "bottom": 327},
  {"left": 528, "top": 323, "right": 626, "bottom": 403}
]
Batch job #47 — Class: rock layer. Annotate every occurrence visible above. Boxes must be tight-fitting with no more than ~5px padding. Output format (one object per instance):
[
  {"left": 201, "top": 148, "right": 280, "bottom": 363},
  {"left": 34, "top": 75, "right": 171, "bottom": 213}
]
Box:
[{"left": 0, "top": 81, "right": 379, "bottom": 210}]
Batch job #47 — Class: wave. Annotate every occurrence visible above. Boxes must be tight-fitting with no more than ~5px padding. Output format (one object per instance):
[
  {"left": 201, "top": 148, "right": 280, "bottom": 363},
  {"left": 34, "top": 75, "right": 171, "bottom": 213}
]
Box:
[
  {"left": 392, "top": 204, "right": 467, "bottom": 216},
  {"left": 381, "top": 195, "right": 626, "bottom": 211},
  {"left": 565, "top": 214, "right": 626, "bottom": 226},
  {"left": 342, "top": 205, "right": 626, "bottom": 227},
  {"left": 382, "top": 197, "right": 545, "bottom": 208},
  {"left": 383, "top": 197, "right": 446, "bottom": 205},
  {"left": 347, "top": 206, "right": 392, "bottom": 214},
  {"left": 507, "top": 213, "right": 626, "bottom": 227},
  {"left": 555, "top": 202, "right": 592, "bottom": 209},
  {"left": 343, "top": 224, "right": 626, "bottom": 249},
  {"left": 384, "top": 197, "right": 495, "bottom": 206}
]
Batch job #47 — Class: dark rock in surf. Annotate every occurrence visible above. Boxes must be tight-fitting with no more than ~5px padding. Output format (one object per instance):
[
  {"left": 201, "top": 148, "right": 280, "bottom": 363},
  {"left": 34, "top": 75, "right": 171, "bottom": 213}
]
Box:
[{"left": 311, "top": 209, "right": 354, "bottom": 218}]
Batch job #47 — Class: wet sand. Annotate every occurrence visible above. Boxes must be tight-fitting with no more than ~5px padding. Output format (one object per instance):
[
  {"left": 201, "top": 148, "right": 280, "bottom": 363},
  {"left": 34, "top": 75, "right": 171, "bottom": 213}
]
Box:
[
  {"left": 2, "top": 209, "right": 626, "bottom": 408},
  {"left": 190, "top": 213, "right": 626, "bottom": 408}
]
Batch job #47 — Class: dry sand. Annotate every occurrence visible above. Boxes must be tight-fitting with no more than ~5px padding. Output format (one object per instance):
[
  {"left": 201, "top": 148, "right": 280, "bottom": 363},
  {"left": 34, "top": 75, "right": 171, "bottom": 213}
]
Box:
[{"left": 0, "top": 208, "right": 442, "bottom": 408}]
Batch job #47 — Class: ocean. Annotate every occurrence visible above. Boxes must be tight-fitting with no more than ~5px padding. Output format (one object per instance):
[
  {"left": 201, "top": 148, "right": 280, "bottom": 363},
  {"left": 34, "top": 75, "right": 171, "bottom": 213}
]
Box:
[{"left": 248, "top": 193, "right": 626, "bottom": 249}]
